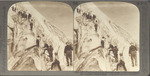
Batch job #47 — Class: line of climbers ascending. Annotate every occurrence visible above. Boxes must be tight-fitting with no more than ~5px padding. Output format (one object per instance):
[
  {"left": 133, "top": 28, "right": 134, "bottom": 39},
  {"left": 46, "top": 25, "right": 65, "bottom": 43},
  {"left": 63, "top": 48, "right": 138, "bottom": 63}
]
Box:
[
  {"left": 36, "top": 35, "right": 73, "bottom": 71},
  {"left": 11, "top": 5, "right": 73, "bottom": 71},
  {"left": 11, "top": 5, "right": 34, "bottom": 31},
  {"left": 76, "top": 7, "right": 99, "bottom": 32}
]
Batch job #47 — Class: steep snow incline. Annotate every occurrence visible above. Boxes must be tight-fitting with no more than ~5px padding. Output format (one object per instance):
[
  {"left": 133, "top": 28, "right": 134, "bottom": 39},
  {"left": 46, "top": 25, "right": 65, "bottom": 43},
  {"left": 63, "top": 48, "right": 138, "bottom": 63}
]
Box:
[
  {"left": 74, "top": 3, "right": 139, "bottom": 71},
  {"left": 7, "top": 2, "right": 72, "bottom": 71}
]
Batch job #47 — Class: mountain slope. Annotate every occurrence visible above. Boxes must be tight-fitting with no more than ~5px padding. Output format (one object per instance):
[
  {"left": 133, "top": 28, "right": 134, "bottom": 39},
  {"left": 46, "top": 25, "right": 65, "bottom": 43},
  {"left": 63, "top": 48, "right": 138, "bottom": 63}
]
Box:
[
  {"left": 74, "top": 2, "right": 139, "bottom": 71},
  {"left": 7, "top": 2, "right": 72, "bottom": 71}
]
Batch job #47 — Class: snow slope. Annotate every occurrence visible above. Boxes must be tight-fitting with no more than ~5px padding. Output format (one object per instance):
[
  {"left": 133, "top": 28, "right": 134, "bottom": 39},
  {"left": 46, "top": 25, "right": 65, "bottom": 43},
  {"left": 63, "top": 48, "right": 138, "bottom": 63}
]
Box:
[
  {"left": 74, "top": 2, "right": 139, "bottom": 71},
  {"left": 7, "top": 2, "right": 72, "bottom": 71}
]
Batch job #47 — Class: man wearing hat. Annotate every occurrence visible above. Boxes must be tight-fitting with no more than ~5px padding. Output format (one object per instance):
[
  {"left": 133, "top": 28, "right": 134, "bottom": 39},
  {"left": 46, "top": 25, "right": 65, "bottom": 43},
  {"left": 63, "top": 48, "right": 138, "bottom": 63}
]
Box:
[
  {"left": 129, "top": 42, "right": 137, "bottom": 67},
  {"left": 64, "top": 42, "right": 73, "bottom": 66},
  {"left": 116, "top": 53, "right": 127, "bottom": 71},
  {"left": 51, "top": 52, "right": 62, "bottom": 71},
  {"left": 101, "top": 36, "right": 105, "bottom": 48}
]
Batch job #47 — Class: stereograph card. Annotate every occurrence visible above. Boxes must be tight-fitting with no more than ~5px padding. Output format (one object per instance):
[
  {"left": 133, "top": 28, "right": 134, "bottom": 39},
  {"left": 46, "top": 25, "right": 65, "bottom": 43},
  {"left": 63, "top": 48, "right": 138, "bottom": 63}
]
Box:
[{"left": 0, "top": 0, "right": 149, "bottom": 76}]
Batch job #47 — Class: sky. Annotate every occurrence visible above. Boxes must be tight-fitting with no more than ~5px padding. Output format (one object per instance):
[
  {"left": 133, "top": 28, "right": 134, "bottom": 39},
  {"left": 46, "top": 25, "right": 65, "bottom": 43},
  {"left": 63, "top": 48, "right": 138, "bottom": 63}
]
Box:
[
  {"left": 94, "top": 2, "right": 139, "bottom": 41},
  {"left": 30, "top": 1, "right": 73, "bottom": 38},
  {"left": 29, "top": 1, "right": 139, "bottom": 41}
]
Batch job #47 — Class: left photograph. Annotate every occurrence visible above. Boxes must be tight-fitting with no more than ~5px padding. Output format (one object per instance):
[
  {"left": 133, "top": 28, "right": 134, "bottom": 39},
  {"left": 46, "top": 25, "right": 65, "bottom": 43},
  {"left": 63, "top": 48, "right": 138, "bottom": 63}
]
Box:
[{"left": 7, "top": 1, "right": 73, "bottom": 71}]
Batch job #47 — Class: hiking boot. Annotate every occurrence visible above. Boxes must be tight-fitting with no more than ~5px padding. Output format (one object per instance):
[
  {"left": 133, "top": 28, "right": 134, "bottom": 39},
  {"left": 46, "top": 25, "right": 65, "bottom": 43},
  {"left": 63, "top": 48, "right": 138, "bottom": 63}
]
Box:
[{"left": 132, "top": 64, "right": 134, "bottom": 67}]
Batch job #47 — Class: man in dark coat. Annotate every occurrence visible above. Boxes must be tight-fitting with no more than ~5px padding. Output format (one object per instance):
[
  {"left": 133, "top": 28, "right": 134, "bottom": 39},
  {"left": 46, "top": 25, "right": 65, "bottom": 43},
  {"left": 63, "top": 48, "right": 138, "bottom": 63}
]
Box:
[
  {"left": 18, "top": 11, "right": 21, "bottom": 15},
  {"left": 87, "top": 12, "right": 92, "bottom": 19},
  {"left": 43, "top": 43, "right": 49, "bottom": 52},
  {"left": 94, "top": 24, "right": 98, "bottom": 32},
  {"left": 51, "top": 53, "right": 62, "bottom": 71},
  {"left": 43, "top": 44, "right": 54, "bottom": 62},
  {"left": 93, "top": 18, "right": 98, "bottom": 32},
  {"left": 108, "top": 43, "right": 114, "bottom": 55},
  {"left": 116, "top": 59, "right": 127, "bottom": 71},
  {"left": 22, "top": 11, "right": 25, "bottom": 18},
  {"left": 82, "top": 12, "right": 87, "bottom": 18},
  {"left": 64, "top": 42, "right": 73, "bottom": 66},
  {"left": 129, "top": 43, "right": 137, "bottom": 67},
  {"left": 101, "top": 37, "right": 105, "bottom": 48},
  {"left": 28, "top": 13, "right": 31, "bottom": 20},
  {"left": 113, "top": 46, "right": 118, "bottom": 62},
  {"left": 36, "top": 36, "right": 40, "bottom": 47},
  {"left": 92, "top": 14, "right": 96, "bottom": 20},
  {"left": 30, "top": 22, "right": 33, "bottom": 31}
]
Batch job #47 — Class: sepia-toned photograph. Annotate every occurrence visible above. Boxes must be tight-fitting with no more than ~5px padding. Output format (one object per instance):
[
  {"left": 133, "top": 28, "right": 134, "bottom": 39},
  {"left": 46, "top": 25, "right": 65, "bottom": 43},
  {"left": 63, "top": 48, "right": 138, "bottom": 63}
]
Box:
[
  {"left": 73, "top": 2, "right": 139, "bottom": 71},
  {"left": 7, "top": 1, "right": 73, "bottom": 71}
]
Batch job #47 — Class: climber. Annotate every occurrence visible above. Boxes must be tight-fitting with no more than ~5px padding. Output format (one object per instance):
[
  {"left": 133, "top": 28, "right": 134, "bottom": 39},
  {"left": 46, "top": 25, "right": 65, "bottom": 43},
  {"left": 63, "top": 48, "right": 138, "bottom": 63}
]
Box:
[
  {"left": 108, "top": 43, "right": 114, "bottom": 55},
  {"left": 64, "top": 42, "right": 73, "bottom": 66},
  {"left": 51, "top": 53, "right": 62, "bottom": 71},
  {"left": 101, "top": 37, "right": 105, "bottom": 48},
  {"left": 94, "top": 24, "right": 98, "bottom": 32},
  {"left": 30, "top": 22, "right": 33, "bottom": 31},
  {"left": 36, "top": 36, "right": 40, "bottom": 47},
  {"left": 129, "top": 42, "right": 137, "bottom": 67},
  {"left": 116, "top": 53, "right": 127, "bottom": 71},
  {"left": 28, "top": 13, "right": 31, "bottom": 20},
  {"left": 86, "top": 12, "right": 92, "bottom": 20},
  {"left": 21, "top": 11, "right": 25, "bottom": 18},
  {"left": 43, "top": 44, "right": 54, "bottom": 62},
  {"left": 92, "top": 14, "right": 96, "bottom": 20},
  {"left": 43, "top": 42, "right": 49, "bottom": 52},
  {"left": 76, "top": 7, "right": 81, "bottom": 14},
  {"left": 18, "top": 11, "right": 22, "bottom": 16},
  {"left": 113, "top": 46, "right": 119, "bottom": 62},
  {"left": 12, "top": 6, "right": 16, "bottom": 12},
  {"left": 93, "top": 18, "right": 98, "bottom": 32},
  {"left": 23, "top": 11, "right": 27, "bottom": 20},
  {"left": 20, "top": 11, "right": 27, "bottom": 21},
  {"left": 82, "top": 12, "right": 87, "bottom": 18}
]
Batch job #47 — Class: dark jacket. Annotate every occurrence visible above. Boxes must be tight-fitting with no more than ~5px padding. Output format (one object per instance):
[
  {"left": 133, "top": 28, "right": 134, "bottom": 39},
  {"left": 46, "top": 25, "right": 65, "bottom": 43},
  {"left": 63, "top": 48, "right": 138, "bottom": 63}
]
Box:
[
  {"left": 108, "top": 44, "right": 113, "bottom": 49},
  {"left": 86, "top": 13, "right": 92, "bottom": 19},
  {"left": 101, "top": 40, "right": 104, "bottom": 48},
  {"left": 43, "top": 43, "right": 49, "bottom": 49},
  {"left": 108, "top": 44, "right": 114, "bottom": 55},
  {"left": 117, "top": 60, "right": 127, "bottom": 71},
  {"left": 28, "top": 13, "right": 31, "bottom": 19},
  {"left": 44, "top": 45, "right": 53, "bottom": 54},
  {"left": 93, "top": 14, "right": 96, "bottom": 20},
  {"left": 113, "top": 46, "right": 118, "bottom": 55},
  {"left": 36, "top": 39, "right": 40, "bottom": 47},
  {"left": 47, "top": 45, "right": 53, "bottom": 54},
  {"left": 82, "top": 12, "right": 87, "bottom": 18},
  {"left": 129, "top": 45, "right": 137, "bottom": 54},
  {"left": 64, "top": 45, "right": 73, "bottom": 53},
  {"left": 51, "top": 59, "right": 61, "bottom": 71}
]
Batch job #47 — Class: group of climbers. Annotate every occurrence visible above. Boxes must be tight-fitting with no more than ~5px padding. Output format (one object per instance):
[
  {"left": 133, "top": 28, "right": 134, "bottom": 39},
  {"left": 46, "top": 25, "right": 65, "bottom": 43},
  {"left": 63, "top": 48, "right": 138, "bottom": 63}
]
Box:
[
  {"left": 11, "top": 4, "right": 138, "bottom": 71},
  {"left": 35, "top": 35, "right": 73, "bottom": 71},
  {"left": 76, "top": 7, "right": 99, "bottom": 32},
  {"left": 11, "top": 4, "right": 34, "bottom": 31},
  {"left": 11, "top": 5, "right": 74, "bottom": 71},
  {"left": 100, "top": 36, "right": 138, "bottom": 71}
]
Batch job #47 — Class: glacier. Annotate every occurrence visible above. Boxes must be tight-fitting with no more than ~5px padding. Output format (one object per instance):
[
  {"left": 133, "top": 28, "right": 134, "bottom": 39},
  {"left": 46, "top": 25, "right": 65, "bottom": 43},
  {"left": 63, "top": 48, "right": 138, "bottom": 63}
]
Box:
[
  {"left": 7, "top": 2, "right": 73, "bottom": 71},
  {"left": 73, "top": 2, "right": 139, "bottom": 71}
]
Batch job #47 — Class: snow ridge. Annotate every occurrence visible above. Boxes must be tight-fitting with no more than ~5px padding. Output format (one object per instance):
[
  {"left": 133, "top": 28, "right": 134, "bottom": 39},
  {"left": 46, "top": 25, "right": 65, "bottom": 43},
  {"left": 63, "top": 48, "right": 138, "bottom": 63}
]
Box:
[{"left": 74, "top": 2, "right": 139, "bottom": 71}]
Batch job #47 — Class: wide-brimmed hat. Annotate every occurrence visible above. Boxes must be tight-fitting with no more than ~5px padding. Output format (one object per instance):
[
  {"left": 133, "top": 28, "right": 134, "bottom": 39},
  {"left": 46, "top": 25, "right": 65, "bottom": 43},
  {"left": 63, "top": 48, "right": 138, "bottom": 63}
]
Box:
[
  {"left": 130, "top": 42, "right": 134, "bottom": 45},
  {"left": 66, "top": 41, "right": 71, "bottom": 45}
]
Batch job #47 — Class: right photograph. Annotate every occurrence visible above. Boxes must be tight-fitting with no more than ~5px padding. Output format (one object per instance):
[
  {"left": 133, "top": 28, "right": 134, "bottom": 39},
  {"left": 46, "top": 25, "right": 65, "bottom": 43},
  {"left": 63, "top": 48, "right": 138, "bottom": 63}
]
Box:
[{"left": 73, "top": 2, "right": 139, "bottom": 71}]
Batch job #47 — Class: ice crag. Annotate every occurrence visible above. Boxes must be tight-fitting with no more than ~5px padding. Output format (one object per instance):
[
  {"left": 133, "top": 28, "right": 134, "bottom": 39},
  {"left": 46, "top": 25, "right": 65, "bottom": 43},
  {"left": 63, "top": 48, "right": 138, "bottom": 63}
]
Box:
[{"left": 7, "top": 2, "right": 72, "bottom": 71}]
